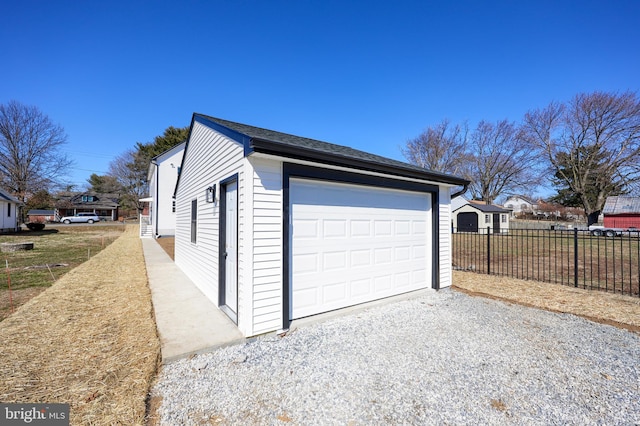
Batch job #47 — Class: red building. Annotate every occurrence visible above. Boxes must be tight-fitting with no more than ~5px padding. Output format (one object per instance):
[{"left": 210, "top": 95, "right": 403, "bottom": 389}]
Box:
[{"left": 602, "top": 196, "right": 640, "bottom": 229}]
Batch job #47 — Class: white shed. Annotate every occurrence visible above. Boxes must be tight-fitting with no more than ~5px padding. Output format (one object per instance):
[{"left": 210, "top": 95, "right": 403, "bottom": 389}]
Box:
[
  {"left": 453, "top": 201, "right": 510, "bottom": 234},
  {"left": 0, "top": 188, "right": 21, "bottom": 233},
  {"left": 145, "top": 142, "right": 185, "bottom": 238},
  {"left": 174, "top": 114, "right": 469, "bottom": 337}
]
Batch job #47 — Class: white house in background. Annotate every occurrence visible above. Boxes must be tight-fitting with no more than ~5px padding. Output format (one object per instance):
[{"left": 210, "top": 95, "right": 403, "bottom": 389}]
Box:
[
  {"left": 142, "top": 142, "right": 186, "bottom": 238},
  {"left": 173, "top": 114, "right": 469, "bottom": 337},
  {"left": 452, "top": 199, "right": 510, "bottom": 233},
  {"left": 504, "top": 195, "right": 538, "bottom": 216},
  {"left": 0, "top": 187, "right": 21, "bottom": 233}
]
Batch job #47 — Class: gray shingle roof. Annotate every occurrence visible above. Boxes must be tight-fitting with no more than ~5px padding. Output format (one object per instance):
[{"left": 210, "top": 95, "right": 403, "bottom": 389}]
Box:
[
  {"left": 55, "top": 192, "right": 119, "bottom": 209},
  {"left": 0, "top": 187, "right": 21, "bottom": 204},
  {"left": 195, "top": 114, "right": 469, "bottom": 186},
  {"left": 603, "top": 196, "right": 640, "bottom": 215},
  {"left": 453, "top": 201, "right": 510, "bottom": 214},
  {"left": 471, "top": 203, "right": 510, "bottom": 213},
  {"left": 28, "top": 209, "right": 56, "bottom": 215}
]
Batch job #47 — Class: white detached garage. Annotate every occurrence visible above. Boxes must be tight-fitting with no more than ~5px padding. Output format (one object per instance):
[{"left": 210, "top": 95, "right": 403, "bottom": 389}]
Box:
[{"left": 174, "top": 114, "right": 469, "bottom": 337}]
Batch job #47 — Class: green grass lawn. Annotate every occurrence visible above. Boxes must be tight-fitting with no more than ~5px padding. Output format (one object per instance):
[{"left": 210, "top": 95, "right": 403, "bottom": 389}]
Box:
[{"left": 0, "top": 224, "right": 125, "bottom": 291}]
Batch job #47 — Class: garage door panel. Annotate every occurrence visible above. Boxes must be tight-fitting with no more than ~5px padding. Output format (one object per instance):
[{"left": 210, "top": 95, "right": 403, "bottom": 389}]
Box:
[
  {"left": 413, "top": 245, "right": 426, "bottom": 259},
  {"left": 291, "top": 179, "right": 431, "bottom": 319},
  {"left": 412, "top": 220, "right": 427, "bottom": 234},
  {"left": 294, "top": 287, "right": 320, "bottom": 311},
  {"left": 374, "top": 275, "right": 393, "bottom": 292},
  {"left": 292, "top": 253, "right": 318, "bottom": 274},
  {"left": 374, "top": 220, "right": 392, "bottom": 236},
  {"left": 351, "top": 220, "right": 371, "bottom": 237},
  {"left": 395, "top": 272, "right": 411, "bottom": 289},
  {"left": 394, "top": 246, "right": 411, "bottom": 262},
  {"left": 351, "top": 278, "right": 372, "bottom": 297},
  {"left": 374, "top": 248, "right": 392, "bottom": 264},
  {"left": 322, "top": 251, "right": 347, "bottom": 270},
  {"left": 294, "top": 219, "right": 318, "bottom": 238},
  {"left": 323, "top": 281, "right": 347, "bottom": 303},
  {"left": 323, "top": 219, "right": 347, "bottom": 237},
  {"left": 412, "top": 269, "right": 426, "bottom": 285},
  {"left": 350, "top": 249, "right": 372, "bottom": 267},
  {"left": 395, "top": 220, "right": 411, "bottom": 235}
]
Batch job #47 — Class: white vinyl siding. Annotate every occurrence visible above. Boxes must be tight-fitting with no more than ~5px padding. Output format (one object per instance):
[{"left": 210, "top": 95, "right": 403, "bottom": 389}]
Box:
[
  {"left": 438, "top": 188, "right": 452, "bottom": 288},
  {"left": 249, "top": 158, "right": 283, "bottom": 334},
  {"left": 174, "top": 121, "right": 245, "bottom": 327},
  {"left": 0, "top": 201, "right": 18, "bottom": 232},
  {"left": 151, "top": 143, "right": 184, "bottom": 236}
]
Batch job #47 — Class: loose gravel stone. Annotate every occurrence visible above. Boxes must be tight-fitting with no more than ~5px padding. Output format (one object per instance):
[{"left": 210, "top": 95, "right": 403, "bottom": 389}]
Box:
[{"left": 152, "top": 290, "right": 640, "bottom": 425}]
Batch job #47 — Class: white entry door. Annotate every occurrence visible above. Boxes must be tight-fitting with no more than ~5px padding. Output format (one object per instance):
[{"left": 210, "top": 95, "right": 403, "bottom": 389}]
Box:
[
  {"left": 290, "top": 179, "right": 431, "bottom": 319},
  {"left": 224, "top": 180, "right": 238, "bottom": 316}
]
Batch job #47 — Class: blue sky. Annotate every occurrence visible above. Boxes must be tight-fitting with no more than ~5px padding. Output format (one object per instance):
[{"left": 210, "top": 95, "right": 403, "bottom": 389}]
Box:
[{"left": 2, "top": 1, "right": 638, "bottom": 192}]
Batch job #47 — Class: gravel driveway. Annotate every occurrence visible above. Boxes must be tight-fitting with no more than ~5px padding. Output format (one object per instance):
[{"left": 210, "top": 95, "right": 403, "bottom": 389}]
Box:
[{"left": 152, "top": 290, "right": 640, "bottom": 425}]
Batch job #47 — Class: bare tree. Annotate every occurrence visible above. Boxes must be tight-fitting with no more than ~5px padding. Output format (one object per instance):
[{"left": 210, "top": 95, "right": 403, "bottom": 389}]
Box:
[
  {"left": 107, "top": 124, "right": 188, "bottom": 217},
  {"left": 0, "top": 100, "right": 72, "bottom": 202},
  {"left": 402, "top": 119, "right": 470, "bottom": 175},
  {"left": 465, "top": 120, "right": 543, "bottom": 204},
  {"left": 108, "top": 149, "right": 148, "bottom": 216},
  {"left": 522, "top": 91, "right": 640, "bottom": 225}
]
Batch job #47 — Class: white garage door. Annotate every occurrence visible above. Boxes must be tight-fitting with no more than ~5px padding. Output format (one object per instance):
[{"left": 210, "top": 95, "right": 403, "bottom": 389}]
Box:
[{"left": 290, "top": 179, "right": 431, "bottom": 319}]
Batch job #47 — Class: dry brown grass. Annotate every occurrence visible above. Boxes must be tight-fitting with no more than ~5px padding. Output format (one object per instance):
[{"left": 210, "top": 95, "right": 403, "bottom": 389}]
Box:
[
  {"left": 0, "top": 287, "right": 47, "bottom": 320},
  {"left": 0, "top": 225, "right": 160, "bottom": 425},
  {"left": 453, "top": 270, "right": 640, "bottom": 333},
  {"left": 0, "top": 225, "right": 125, "bottom": 321}
]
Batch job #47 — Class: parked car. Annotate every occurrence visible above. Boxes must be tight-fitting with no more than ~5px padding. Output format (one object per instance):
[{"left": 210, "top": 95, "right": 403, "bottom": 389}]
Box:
[{"left": 59, "top": 213, "right": 100, "bottom": 224}]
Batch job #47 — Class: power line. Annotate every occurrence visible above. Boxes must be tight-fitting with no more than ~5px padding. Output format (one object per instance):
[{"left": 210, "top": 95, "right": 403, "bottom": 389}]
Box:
[
  {"left": 70, "top": 167, "right": 108, "bottom": 174},
  {"left": 61, "top": 149, "right": 116, "bottom": 160}
]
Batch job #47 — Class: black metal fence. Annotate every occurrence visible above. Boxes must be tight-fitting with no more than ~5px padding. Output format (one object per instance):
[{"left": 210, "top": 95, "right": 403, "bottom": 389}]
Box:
[{"left": 452, "top": 227, "right": 640, "bottom": 297}]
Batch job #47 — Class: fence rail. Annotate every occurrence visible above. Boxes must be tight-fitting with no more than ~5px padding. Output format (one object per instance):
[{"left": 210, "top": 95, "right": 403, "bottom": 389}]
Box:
[{"left": 452, "top": 227, "right": 640, "bottom": 297}]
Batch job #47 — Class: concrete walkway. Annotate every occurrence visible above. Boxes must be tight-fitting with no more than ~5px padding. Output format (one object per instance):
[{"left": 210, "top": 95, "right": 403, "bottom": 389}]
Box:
[{"left": 141, "top": 238, "right": 244, "bottom": 363}]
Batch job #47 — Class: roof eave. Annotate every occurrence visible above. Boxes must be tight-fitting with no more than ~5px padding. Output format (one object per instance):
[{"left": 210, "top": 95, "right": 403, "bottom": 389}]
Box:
[{"left": 249, "top": 138, "right": 469, "bottom": 186}]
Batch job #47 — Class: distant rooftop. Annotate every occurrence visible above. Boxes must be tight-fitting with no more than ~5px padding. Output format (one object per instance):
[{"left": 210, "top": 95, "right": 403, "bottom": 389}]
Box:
[
  {"left": 453, "top": 198, "right": 510, "bottom": 213},
  {"left": 603, "top": 196, "right": 640, "bottom": 215}
]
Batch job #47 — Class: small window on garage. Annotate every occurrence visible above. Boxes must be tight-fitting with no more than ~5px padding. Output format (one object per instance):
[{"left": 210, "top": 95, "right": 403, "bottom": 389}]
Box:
[
  {"left": 191, "top": 199, "right": 197, "bottom": 243},
  {"left": 485, "top": 214, "right": 490, "bottom": 223},
  {"left": 501, "top": 214, "right": 506, "bottom": 223},
  {"left": 7, "top": 204, "right": 10, "bottom": 217}
]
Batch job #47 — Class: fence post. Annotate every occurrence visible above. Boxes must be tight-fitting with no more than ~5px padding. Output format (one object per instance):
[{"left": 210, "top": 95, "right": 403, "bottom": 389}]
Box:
[
  {"left": 487, "top": 227, "right": 491, "bottom": 275},
  {"left": 573, "top": 228, "right": 578, "bottom": 288}
]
